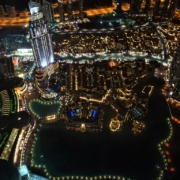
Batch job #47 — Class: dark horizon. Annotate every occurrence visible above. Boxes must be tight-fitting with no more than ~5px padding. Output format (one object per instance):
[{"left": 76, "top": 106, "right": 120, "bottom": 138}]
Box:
[{"left": 0, "top": 0, "right": 113, "bottom": 11}]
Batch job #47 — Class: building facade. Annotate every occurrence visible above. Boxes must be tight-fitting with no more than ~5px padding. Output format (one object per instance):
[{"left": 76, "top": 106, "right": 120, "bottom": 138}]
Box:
[
  {"left": 58, "top": 0, "right": 83, "bottom": 22},
  {"left": 29, "top": 1, "right": 55, "bottom": 69},
  {"left": 67, "top": 0, "right": 72, "bottom": 20},
  {"left": 42, "top": 0, "right": 54, "bottom": 23},
  {"left": 5, "top": 5, "right": 16, "bottom": 17},
  {"left": 130, "top": 0, "right": 141, "bottom": 14},
  {"left": 0, "top": 57, "right": 14, "bottom": 77},
  {"left": 0, "top": 5, "right": 5, "bottom": 17},
  {"left": 79, "top": 0, "right": 83, "bottom": 18},
  {"left": 168, "top": 0, "right": 178, "bottom": 17},
  {"left": 58, "top": 0, "right": 64, "bottom": 22}
]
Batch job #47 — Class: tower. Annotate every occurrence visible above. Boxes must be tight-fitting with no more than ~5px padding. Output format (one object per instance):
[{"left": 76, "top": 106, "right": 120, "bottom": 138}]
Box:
[
  {"left": 130, "top": 0, "right": 142, "bottom": 14},
  {"left": 144, "top": 0, "right": 151, "bottom": 13},
  {"left": 163, "top": 0, "right": 170, "bottom": 14},
  {"left": 130, "top": 0, "right": 136, "bottom": 14},
  {"left": 67, "top": 0, "right": 72, "bottom": 20},
  {"left": 153, "top": 0, "right": 161, "bottom": 15},
  {"left": 5, "top": 5, "right": 16, "bottom": 17},
  {"left": 58, "top": 0, "right": 64, "bottom": 22},
  {"left": 0, "top": 57, "right": 14, "bottom": 77},
  {"left": 29, "top": 1, "right": 54, "bottom": 68},
  {"left": 79, "top": 0, "right": 83, "bottom": 18},
  {"left": 0, "top": 5, "right": 5, "bottom": 17},
  {"left": 168, "top": 0, "right": 178, "bottom": 18},
  {"left": 43, "top": 0, "right": 54, "bottom": 23},
  {"left": 29, "top": 1, "right": 58, "bottom": 90}
]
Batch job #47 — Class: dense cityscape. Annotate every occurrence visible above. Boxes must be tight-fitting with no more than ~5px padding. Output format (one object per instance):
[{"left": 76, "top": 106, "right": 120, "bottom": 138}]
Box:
[{"left": 0, "top": 0, "right": 180, "bottom": 180}]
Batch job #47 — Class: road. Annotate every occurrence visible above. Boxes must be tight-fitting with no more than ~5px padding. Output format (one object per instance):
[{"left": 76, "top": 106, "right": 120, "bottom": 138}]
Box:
[
  {"left": 0, "top": 3, "right": 117, "bottom": 27},
  {"left": 55, "top": 52, "right": 164, "bottom": 62}
]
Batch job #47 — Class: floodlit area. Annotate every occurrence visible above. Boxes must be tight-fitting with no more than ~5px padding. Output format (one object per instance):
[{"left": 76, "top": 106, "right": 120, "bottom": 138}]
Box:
[
  {"left": 0, "top": 128, "right": 19, "bottom": 161},
  {"left": 1, "top": 0, "right": 180, "bottom": 179}
]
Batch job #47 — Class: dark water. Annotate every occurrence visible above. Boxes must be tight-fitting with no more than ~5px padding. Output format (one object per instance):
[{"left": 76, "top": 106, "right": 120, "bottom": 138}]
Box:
[
  {"left": 168, "top": 106, "right": 180, "bottom": 178},
  {"left": 32, "top": 80, "right": 170, "bottom": 180},
  {"left": 30, "top": 101, "right": 61, "bottom": 118}
]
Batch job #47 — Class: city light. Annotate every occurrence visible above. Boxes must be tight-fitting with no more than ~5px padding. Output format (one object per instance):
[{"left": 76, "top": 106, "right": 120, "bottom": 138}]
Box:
[{"left": 0, "top": 0, "right": 180, "bottom": 179}]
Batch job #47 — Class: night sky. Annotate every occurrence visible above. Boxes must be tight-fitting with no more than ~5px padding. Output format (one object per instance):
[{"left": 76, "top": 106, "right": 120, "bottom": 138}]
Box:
[
  {"left": 0, "top": 0, "right": 113, "bottom": 11},
  {"left": 0, "top": 0, "right": 31, "bottom": 10}
]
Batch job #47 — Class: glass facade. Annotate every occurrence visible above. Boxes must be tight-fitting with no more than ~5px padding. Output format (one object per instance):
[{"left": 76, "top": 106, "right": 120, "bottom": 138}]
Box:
[
  {"left": 29, "top": 2, "right": 54, "bottom": 69},
  {"left": 58, "top": 0, "right": 64, "bottom": 22},
  {"left": 79, "top": 0, "right": 83, "bottom": 18},
  {"left": 43, "top": 0, "right": 54, "bottom": 23},
  {"left": 67, "top": 0, "right": 72, "bottom": 20}
]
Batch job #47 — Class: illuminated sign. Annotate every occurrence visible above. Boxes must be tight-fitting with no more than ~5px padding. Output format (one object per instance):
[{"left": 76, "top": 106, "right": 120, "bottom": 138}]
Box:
[{"left": 46, "top": 115, "right": 55, "bottom": 120}]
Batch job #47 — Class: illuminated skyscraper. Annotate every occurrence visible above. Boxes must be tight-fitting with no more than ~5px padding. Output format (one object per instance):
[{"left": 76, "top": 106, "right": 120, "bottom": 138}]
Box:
[
  {"left": 58, "top": 0, "right": 64, "bottom": 22},
  {"left": 67, "top": 0, "right": 72, "bottom": 20},
  {"left": 29, "top": 1, "right": 54, "bottom": 68},
  {"left": 43, "top": 0, "right": 54, "bottom": 23}
]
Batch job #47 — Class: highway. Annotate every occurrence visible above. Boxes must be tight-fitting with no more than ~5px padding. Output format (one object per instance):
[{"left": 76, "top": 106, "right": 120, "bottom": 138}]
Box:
[{"left": 0, "top": 3, "right": 117, "bottom": 27}]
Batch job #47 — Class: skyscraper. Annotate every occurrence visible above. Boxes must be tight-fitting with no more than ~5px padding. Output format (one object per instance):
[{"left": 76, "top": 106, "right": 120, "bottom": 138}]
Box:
[
  {"left": 0, "top": 57, "right": 15, "bottom": 78},
  {"left": 67, "top": 0, "right": 72, "bottom": 20},
  {"left": 130, "top": 0, "right": 136, "bottom": 14},
  {"left": 29, "top": 1, "right": 54, "bottom": 68},
  {"left": 0, "top": 5, "right": 5, "bottom": 17},
  {"left": 58, "top": 0, "right": 64, "bottom": 22},
  {"left": 5, "top": 5, "right": 16, "bottom": 17},
  {"left": 43, "top": 0, "right": 54, "bottom": 23},
  {"left": 29, "top": 1, "right": 59, "bottom": 91},
  {"left": 153, "top": 0, "right": 161, "bottom": 15},
  {"left": 163, "top": 0, "right": 170, "bottom": 14},
  {"left": 168, "top": 0, "right": 178, "bottom": 17},
  {"left": 79, "top": 0, "right": 83, "bottom": 18},
  {"left": 130, "top": 0, "right": 142, "bottom": 14},
  {"left": 144, "top": 0, "right": 151, "bottom": 13},
  {"left": 58, "top": 0, "right": 83, "bottom": 22}
]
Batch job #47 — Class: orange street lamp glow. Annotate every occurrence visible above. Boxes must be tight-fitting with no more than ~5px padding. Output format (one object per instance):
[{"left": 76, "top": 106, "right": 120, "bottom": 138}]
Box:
[{"left": 170, "top": 167, "right": 175, "bottom": 172}]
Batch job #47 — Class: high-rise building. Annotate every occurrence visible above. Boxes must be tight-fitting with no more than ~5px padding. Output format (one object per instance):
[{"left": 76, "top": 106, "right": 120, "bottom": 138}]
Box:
[
  {"left": 0, "top": 5, "right": 5, "bottom": 17},
  {"left": 137, "top": 0, "right": 143, "bottom": 13},
  {"left": 168, "top": 0, "right": 178, "bottom": 17},
  {"left": 153, "top": 0, "right": 161, "bottom": 15},
  {"left": 163, "top": 0, "right": 170, "bottom": 14},
  {"left": 67, "top": 0, "right": 72, "bottom": 20},
  {"left": 130, "top": 0, "right": 141, "bottom": 14},
  {"left": 29, "top": 1, "right": 54, "bottom": 68},
  {"left": 58, "top": 0, "right": 64, "bottom": 22},
  {"left": 130, "top": 0, "right": 136, "bottom": 14},
  {"left": 5, "top": 5, "right": 16, "bottom": 17},
  {"left": 29, "top": 1, "right": 59, "bottom": 91},
  {"left": 144, "top": 0, "right": 151, "bottom": 13},
  {"left": 79, "top": 0, "right": 83, "bottom": 18},
  {"left": 43, "top": 0, "right": 54, "bottom": 23},
  {"left": 58, "top": 0, "right": 83, "bottom": 22},
  {"left": 116, "top": 0, "right": 122, "bottom": 12},
  {"left": 0, "top": 57, "right": 14, "bottom": 77}
]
